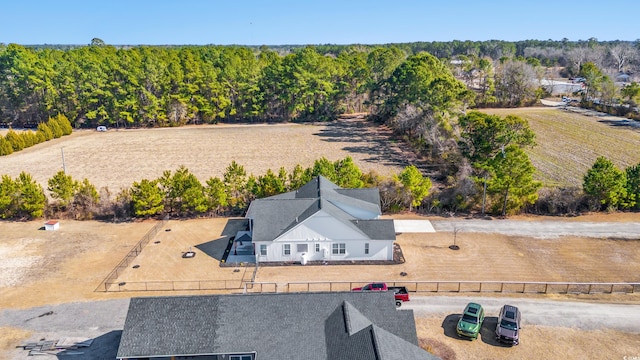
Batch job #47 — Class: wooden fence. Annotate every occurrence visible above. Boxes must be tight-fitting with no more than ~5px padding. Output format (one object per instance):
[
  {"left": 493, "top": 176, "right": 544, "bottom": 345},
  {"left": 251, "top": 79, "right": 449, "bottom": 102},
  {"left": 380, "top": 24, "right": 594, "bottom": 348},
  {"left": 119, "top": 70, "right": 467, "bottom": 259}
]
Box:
[{"left": 243, "top": 280, "right": 640, "bottom": 295}]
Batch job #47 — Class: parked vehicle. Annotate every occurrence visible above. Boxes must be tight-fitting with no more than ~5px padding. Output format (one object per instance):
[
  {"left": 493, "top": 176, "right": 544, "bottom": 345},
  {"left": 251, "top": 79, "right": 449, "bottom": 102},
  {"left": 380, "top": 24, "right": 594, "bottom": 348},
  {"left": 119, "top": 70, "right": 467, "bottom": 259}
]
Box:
[
  {"left": 456, "top": 302, "right": 484, "bottom": 339},
  {"left": 495, "top": 304, "right": 521, "bottom": 345},
  {"left": 96, "top": 126, "right": 107, "bottom": 132},
  {"left": 351, "top": 282, "right": 410, "bottom": 307}
]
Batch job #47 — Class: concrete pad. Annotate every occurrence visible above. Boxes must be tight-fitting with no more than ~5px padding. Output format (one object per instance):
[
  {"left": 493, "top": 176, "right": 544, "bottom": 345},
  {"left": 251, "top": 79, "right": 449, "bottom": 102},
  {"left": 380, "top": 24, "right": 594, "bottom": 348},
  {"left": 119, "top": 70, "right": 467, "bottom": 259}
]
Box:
[{"left": 393, "top": 220, "right": 435, "bottom": 233}]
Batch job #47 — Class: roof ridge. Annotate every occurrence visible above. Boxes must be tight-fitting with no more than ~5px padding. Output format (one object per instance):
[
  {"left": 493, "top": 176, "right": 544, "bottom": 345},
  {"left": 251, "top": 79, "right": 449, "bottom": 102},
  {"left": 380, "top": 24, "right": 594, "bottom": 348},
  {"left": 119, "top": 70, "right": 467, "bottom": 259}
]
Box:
[{"left": 343, "top": 301, "right": 373, "bottom": 336}]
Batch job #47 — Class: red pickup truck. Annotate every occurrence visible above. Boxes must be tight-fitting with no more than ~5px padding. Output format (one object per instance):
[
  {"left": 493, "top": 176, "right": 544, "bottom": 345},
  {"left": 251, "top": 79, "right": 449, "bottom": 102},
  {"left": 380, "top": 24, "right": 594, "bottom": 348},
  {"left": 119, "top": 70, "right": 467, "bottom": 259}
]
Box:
[{"left": 352, "top": 282, "right": 410, "bottom": 307}]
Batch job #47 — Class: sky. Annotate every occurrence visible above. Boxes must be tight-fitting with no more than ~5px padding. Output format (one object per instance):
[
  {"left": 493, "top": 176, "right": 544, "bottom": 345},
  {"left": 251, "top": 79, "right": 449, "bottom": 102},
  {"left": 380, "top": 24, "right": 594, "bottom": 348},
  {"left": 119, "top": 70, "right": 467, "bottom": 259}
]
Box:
[{"left": 1, "top": 0, "right": 637, "bottom": 46}]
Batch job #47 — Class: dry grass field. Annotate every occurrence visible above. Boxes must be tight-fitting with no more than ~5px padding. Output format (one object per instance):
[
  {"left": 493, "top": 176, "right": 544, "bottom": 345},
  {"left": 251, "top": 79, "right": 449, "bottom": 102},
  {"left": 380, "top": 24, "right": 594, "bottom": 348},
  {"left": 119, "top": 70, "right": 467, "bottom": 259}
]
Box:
[
  {"left": 481, "top": 107, "right": 640, "bottom": 187},
  {"left": 4, "top": 107, "right": 639, "bottom": 193},
  {"left": 1, "top": 216, "right": 639, "bottom": 359},
  {"left": 0, "top": 119, "right": 410, "bottom": 192}
]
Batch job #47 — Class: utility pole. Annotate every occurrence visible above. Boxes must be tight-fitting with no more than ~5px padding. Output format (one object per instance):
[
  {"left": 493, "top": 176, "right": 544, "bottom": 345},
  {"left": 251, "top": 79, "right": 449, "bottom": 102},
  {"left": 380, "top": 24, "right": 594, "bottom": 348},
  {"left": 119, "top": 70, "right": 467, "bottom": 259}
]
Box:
[{"left": 61, "top": 147, "right": 66, "bottom": 173}]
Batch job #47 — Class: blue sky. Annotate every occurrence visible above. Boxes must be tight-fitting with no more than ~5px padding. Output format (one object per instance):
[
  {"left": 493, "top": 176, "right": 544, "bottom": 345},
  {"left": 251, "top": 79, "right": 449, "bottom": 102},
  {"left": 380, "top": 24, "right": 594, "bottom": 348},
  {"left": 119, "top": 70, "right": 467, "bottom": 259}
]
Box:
[{"left": 1, "top": 0, "right": 637, "bottom": 45}]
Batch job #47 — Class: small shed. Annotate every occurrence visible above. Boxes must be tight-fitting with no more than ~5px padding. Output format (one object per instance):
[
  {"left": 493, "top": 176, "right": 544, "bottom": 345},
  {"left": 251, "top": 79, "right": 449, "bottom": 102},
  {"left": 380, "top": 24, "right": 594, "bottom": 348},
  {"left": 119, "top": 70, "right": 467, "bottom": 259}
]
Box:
[{"left": 44, "top": 220, "right": 59, "bottom": 231}]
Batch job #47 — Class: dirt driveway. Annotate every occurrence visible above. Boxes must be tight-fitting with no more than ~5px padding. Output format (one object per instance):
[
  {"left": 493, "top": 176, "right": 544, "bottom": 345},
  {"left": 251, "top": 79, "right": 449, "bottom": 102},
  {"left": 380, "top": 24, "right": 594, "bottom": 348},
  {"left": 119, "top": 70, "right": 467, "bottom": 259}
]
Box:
[{"left": 1, "top": 213, "right": 639, "bottom": 359}]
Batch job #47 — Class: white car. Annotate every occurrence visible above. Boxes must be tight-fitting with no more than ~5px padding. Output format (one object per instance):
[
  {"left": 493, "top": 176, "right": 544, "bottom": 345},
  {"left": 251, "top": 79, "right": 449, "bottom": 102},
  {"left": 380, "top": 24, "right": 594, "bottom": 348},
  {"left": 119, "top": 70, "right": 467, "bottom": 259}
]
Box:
[{"left": 96, "top": 126, "right": 107, "bottom": 132}]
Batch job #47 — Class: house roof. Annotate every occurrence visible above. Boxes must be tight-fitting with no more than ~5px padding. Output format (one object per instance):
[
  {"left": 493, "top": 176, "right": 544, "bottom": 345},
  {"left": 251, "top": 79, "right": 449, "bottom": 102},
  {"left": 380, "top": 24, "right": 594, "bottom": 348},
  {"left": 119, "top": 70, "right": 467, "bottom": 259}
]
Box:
[
  {"left": 246, "top": 176, "right": 393, "bottom": 242},
  {"left": 117, "top": 292, "right": 439, "bottom": 360}
]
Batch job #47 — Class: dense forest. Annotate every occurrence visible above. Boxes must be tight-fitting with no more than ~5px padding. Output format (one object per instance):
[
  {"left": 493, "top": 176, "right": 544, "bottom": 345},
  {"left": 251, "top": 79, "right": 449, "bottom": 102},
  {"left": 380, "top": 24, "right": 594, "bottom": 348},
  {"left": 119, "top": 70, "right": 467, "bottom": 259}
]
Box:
[
  {"left": 2, "top": 39, "right": 640, "bottom": 130},
  {"left": 2, "top": 39, "right": 640, "bottom": 220}
]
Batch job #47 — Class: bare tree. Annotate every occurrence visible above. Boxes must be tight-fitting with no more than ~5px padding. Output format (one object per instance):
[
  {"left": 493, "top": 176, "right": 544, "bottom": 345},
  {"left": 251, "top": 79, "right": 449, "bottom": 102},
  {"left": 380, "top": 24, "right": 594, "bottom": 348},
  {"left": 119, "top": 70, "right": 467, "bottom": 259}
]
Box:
[
  {"left": 494, "top": 60, "right": 538, "bottom": 106},
  {"left": 609, "top": 43, "right": 638, "bottom": 73},
  {"left": 587, "top": 45, "right": 608, "bottom": 69},
  {"left": 566, "top": 47, "right": 591, "bottom": 73}
]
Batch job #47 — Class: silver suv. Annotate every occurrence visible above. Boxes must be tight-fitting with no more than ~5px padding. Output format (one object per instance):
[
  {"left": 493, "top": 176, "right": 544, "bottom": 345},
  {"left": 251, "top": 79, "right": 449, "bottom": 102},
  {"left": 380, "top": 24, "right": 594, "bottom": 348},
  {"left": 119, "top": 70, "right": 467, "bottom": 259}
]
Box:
[{"left": 495, "top": 305, "right": 521, "bottom": 345}]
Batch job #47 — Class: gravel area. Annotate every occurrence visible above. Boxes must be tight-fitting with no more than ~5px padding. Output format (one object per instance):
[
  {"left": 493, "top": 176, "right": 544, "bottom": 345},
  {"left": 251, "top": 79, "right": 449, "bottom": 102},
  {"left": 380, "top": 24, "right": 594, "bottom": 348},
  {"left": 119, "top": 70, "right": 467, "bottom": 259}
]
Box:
[
  {"left": 430, "top": 219, "right": 640, "bottom": 239},
  {"left": 1, "top": 299, "right": 129, "bottom": 359}
]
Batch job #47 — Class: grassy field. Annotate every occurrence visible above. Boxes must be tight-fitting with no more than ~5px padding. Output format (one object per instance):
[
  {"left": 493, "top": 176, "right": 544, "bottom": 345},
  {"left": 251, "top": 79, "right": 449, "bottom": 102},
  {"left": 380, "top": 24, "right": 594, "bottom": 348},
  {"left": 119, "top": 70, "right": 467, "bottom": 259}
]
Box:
[
  {"left": 3, "top": 108, "right": 640, "bottom": 192},
  {"left": 482, "top": 107, "right": 640, "bottom": 187},
  {"left": 0, "top": 119, "right": 412, "bottom": 192}
]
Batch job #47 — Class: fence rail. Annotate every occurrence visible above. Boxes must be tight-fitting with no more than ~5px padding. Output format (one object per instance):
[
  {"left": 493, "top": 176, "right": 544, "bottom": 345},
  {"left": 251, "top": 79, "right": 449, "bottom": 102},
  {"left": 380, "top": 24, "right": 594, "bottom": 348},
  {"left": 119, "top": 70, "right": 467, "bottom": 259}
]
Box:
[
  {"left": 243, "top": 280, "right": 640, "bottom": 295},
  {"left": 104, "top": 279, "right": 243, "bottom": 292},
  {"left": 95, "top": 215, "right": 169, "bottom": 292}
]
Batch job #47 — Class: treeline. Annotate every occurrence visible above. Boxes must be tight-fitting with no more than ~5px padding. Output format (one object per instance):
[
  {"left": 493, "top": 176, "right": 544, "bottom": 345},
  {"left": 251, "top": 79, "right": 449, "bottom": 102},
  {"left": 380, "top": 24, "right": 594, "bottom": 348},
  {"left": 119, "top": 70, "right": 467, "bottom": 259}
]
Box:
[
  {"left": 0, "top": 114, "right": 72, "bottom": 155},
  {"left": 0, "top": 157, "right": 432, "bottom": 220},
  {"left": 0, "top": 44, "right": 395, "bottom": 128},
  {"left": 3, "top": 151, "right": 638, "bottom": 221},
  {"left": 3, "top": 40, "right": 640, "bottom": 130}
]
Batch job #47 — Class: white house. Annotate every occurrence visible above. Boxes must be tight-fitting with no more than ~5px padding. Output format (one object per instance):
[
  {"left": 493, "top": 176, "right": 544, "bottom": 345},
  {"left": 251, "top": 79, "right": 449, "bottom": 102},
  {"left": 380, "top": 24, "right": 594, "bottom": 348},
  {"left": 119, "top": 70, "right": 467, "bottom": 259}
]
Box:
[{"left": 244, "top": 176, "right": 396, "bottom": 263}]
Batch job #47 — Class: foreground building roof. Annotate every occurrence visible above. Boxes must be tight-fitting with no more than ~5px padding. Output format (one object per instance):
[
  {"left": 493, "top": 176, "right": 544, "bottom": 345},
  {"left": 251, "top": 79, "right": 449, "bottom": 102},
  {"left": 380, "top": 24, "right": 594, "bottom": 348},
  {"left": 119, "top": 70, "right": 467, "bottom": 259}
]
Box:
[{"left": 117, "top": 292, "right": 439, "bottom": 360}]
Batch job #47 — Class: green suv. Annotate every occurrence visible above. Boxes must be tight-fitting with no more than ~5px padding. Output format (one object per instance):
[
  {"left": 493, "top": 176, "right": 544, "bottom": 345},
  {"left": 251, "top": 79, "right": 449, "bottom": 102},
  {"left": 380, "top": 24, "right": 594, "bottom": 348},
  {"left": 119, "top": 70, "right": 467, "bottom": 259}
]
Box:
[{"left": 456, "top": 302, "right": 485, "bottom": 339}]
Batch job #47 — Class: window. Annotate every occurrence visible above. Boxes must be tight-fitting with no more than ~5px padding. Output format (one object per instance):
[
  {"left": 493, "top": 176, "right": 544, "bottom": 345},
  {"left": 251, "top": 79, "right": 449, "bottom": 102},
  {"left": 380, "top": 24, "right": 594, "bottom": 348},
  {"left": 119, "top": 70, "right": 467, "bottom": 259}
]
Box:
[
  {"left": 260, "top": 244, "right": 267, "bottom": 256},
  {"left": 315, "top": 243, "right": 320, "bottom": 253},
  {"left": 283, "top": 244, "right": 291, "bottom": 256},
  {"left": 297, "top": 244, "right": 308, "bottom": 253},
  {"left": 230, "top": 355, "right": 253, "bottom": 360},
  {"left": 332, "top": 243, "right": 346, "bottom": 255},
  {"left": 365, "top": 243, "right": 369, "bottom": 254}
]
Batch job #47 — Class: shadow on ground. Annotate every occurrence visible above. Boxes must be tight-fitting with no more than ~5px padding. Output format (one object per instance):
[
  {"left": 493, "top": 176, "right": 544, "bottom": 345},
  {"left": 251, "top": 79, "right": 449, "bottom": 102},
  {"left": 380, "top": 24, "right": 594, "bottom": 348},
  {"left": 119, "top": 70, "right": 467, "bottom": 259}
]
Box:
[
  {"left": 55, "top": 330, "right": 122, "bottom": 360},
  {"left": 480, "top": 316, "right": 513, "bottom": 347},
  {"left": 313, "top": 118, "right": 429, "bottom": 172},
  {"left": 195, "top": 219, "right": 248, "bottom": 261},
  {"left": 442, "top": 314, "right": 465, "bottom": 340}
]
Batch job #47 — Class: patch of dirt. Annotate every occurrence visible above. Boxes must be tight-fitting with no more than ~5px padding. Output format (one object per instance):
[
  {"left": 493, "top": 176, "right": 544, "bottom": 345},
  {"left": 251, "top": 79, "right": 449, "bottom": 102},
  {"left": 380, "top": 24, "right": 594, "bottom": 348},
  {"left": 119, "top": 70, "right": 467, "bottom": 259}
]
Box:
[{"left": 0, "top": 327, "right": 32, "bottom": 354}]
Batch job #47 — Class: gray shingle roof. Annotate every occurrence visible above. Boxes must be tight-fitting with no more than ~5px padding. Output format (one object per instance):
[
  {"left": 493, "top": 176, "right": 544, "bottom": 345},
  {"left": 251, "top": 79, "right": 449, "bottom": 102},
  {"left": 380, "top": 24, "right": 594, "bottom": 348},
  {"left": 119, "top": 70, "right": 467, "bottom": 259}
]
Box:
[
  {"left": 245, "top": 176, "right": 392, "bottom": 242},
  {"left": 353, "top": 219, "right": 397, "bottom": 240},
  {"left": 245, "top": 198, "right": 316, "bottom": 241},
  {"left": 117, "top": 292, "right": 439, "bottom": 360}
]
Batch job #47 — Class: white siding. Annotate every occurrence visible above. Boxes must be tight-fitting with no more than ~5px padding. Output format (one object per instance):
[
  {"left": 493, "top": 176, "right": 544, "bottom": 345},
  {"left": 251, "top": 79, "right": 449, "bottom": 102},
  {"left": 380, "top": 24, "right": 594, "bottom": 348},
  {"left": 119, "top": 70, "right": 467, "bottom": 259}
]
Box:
[
  {"left": 257, "top": 211, "right": 394, "bottom": 262},
  {"left": 276, "top": 210, "right": 367, "bottom": 241},
  {"left": 260, "top": 239, "right": 393, "bottom": 262}
]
